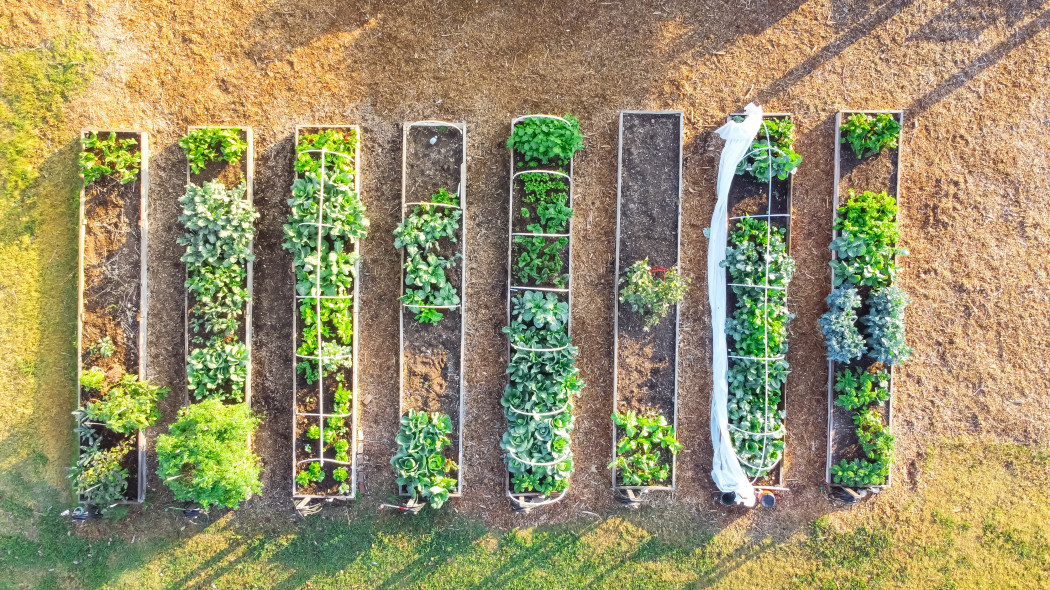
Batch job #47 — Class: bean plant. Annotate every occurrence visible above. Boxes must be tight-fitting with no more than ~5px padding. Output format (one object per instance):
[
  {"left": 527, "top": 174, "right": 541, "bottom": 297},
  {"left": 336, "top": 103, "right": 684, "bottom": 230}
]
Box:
[
  {"left": 391, "top": 410, "right": 458, "bottom": 509},
  {"left": 609, "top": 411, "right": 682, "bottom": 486},
  {"left": 507, "top": 114, "right": 584, "bottom": 167},
  {"left": 393, "top": 188, "right": 462, "bottom": 324},
  {"left": 179, "top": 127, "right": 248, "bottom": 174},
  {"left": 720, "top": 217, "right": 794, "bottom": 477},
  {"left": 80, "top": 131, "right": 140, "bottom": 185},
  {"left": 841, "top": 112, "right": 901, "bottom": 160},
  {"left": 619, "top": 258, "right": 689, "bottom": 331},
  {"left": 735, "top": 118, "right": 801, "bottom": 182}
]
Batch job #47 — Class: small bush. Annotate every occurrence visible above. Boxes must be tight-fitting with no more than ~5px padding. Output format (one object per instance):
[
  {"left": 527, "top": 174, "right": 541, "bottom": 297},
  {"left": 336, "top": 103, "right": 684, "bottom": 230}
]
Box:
[
  {"left": 841, "top": 112, "right": 901, "bottom": 159},
  {"left": 619, "top": 259, "right": 689, "bottom": 331}
]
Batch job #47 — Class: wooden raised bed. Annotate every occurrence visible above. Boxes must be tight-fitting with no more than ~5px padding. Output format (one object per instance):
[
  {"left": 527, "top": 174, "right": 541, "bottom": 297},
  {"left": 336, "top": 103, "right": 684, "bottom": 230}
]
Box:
[
  {"left": 77, "top": 130, "right": 149, "bottom": 504},
  {"left": 611, "top": 111, "right": 683, "bottom": 504},
  {"left": 183, "top": 126, "right": 254, "bottom": 406},
  {"left": 825, "top": 110, "right": 904, "bottom": 496},
  {"left": 397, "top": 121, "right": 467, "bottom": 505},
  {"left": 291, "top": 125, "right": 363, "bottom": 502},
  {"left": 724, "top": 112, "right": 794, "bottom": 494},
  {"left": 504, "top": 114, "right": 576, "bottom": 512}
]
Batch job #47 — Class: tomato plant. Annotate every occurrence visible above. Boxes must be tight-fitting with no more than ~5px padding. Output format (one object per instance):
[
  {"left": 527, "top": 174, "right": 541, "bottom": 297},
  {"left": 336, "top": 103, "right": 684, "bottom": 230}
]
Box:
[{"left": 619, "top": 258, "right": 689, "bottom": 331}]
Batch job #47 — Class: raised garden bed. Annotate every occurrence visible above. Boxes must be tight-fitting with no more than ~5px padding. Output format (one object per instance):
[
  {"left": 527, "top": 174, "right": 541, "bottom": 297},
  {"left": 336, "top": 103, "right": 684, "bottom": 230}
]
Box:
[
  {"left": 289, "top": 125, "right": 367, "bottom": 502},
  {"left": 824, "top": 110, "right": 907, "bottom": 501},
  {"left": 611, "top": 111, "right": 684, "bottom": 505},
  {"left": 722, "top": 112, "right": 797, "bottom": 495},
  {"left": 392, "top": 121, "right": 467, "bottom": 511},
  {"left": 502, "top": 114, "right": 585, "bottom": 512},
  {"left": 181, "top": 126, "right": 255, "bottom": 405},
  {"left": 75, "top": 130, "right": 150, "bottom": 506}
]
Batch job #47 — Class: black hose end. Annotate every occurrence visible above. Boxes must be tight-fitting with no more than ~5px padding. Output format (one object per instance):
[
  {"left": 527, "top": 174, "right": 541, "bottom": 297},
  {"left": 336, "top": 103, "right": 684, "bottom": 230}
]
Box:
[{"left": 719, "top": 491, "right": 738, "bottom": 506}]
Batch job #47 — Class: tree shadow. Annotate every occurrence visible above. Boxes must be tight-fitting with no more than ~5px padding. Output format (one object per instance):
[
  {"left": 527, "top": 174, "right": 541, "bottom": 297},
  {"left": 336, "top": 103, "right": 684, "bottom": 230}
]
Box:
[{"left": 906, "top": 0, "right": 1046, "bottom": 42}]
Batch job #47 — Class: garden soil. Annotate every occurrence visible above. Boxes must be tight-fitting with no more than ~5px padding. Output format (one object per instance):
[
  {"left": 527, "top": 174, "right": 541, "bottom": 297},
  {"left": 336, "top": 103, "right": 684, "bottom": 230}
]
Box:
[{"left": 9, "top": 0, "right": 1050, "bottom": 539}]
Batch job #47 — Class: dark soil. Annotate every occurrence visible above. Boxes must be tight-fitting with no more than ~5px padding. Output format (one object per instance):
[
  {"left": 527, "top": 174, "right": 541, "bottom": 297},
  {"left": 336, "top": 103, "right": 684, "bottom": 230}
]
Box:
[
  {"left": 615, "top": 112, "right": 682, "bottom": 427},
  {"left": 724, "top": 115, "right": 794, "bottom": 488},
  {"left": 79, "top": 131, "right": 144, "bottom": 501},
  {"left": 828, "top": 113, "right": 902, "bottom": 485}
]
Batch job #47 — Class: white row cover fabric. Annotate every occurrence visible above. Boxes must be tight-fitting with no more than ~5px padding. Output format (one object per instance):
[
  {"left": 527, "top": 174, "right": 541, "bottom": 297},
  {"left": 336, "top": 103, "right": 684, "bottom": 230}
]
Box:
[{"left": 708, "top": 103, "right": 764, "bottom": 507}]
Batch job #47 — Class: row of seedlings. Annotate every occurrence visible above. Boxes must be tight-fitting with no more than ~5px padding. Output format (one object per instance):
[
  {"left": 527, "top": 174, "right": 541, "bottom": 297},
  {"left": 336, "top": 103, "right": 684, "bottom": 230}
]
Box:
[
  {"left": 73, "top": 130, "right": 168, "bottom": 517},
  {"left": 822, "top": 110, "right": 910, "bottom": 504},
  {"left": 157, "top": 126, "right": 262, "bottom": 511},
  {"left": 287, "top": 126, "right": 369, "bottom": 505},
  {"left": 392, "top": 121, "right": 467, "bottom": 512},
  {"left": 610, "top": 111, "right": 687, "bottom": 506},
  {"left": 721, "top": 112, "right": 800, "bottom": 506},
  {"left": 502, "top": 114, "right": 585, "bottom": 512}
]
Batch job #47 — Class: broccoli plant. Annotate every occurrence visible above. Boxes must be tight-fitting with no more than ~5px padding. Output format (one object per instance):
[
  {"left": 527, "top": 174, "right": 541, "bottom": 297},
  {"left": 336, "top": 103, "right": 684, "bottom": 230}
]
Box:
[
  {"left": 393, "top": 188, "right": 462, "bottom": 325},
  {"left": 179, "top": 127, "right": 248, "bottom": 174},
  {"left": 391, "top": 410, "right": 458, "bottom": 509},
  {"left": 156, "top": 399, "right": 262, "bottom": 510},
  {"left": 80, "top": 131, "right": 141, "bottom": 185},
  {"left": 841, "top": 112, "right": 901, "bottom": 160},
  {"left": 820, "top": 284, "right": 866, "bottom": 363},
  {"left": 736, "top": 118, "right": 801, "bottom": 182},
  {"left": 863, "top": 285, "right": 913, "bottom": 365},
  {"left": 609, "top": 411, "right": 682, "bottom": 486},
  {"left": 619, "top": 258, "right": 689, "bottom": 331},
  {"left": 508, "top": 114, "right": 584, "bottom": 167}
]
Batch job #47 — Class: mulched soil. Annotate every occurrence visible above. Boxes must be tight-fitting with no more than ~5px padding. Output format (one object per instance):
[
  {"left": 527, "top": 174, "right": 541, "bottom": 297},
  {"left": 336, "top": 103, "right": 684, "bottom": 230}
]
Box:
[{"left": 10, "top": 0, "right": 1049, "bottom": 537}]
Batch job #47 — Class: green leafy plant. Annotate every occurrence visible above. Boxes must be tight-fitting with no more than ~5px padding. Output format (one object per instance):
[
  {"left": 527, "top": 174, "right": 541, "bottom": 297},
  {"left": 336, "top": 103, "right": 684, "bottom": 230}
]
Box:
[
  {"left": 156, "top": 399, "right": 262, "bottom": 510},
  {"left": 179, "top": 127, "right": 248, "bottom": 174},
  {"left": 295, "top": 129, "right": 358, "bottom": 178},
  {"left": 295, "top": 462, "right": 324, "bottom": 487},
  {"left": 830, "top": 365, "right": 895, "bottom": 487},
  {"left": 830, "top": 190, "right": 906, "bottom": 288},
  {"left": 862, "top": 285, "right": 913, "bottom": 365},
  {"left": 86, "top": 336, "right": 115, "bottom": 358},
  {"left": 508, "top": 114, "right": 584, "bottom": 167},
  {"left": 69, "top": 437, "right": 132, "bottom": 510},
  {"left": 307, "top": 424, "right": 321, "bottom": 440},
  {"left": 187, "top": 338, "right": 249, "bottom": 400},
  {"left": 736, "top": 118, "right": 800, "bottom": 182},
  {"left": 720, "top": 217, "right": 795, "bottom": 477},
  {"left": 834, "top": 366, "right": 890, "bottom": 411},
  {"left": 391, "top": 410, "right": 458, "bottom": 509},
  {"left": 609, "top": 411, "right": 682, "bottom": 486},
  {"left": 512, "top": 236, "right": 568, "bottom": 288},
  {"left": 393, "top": 188, "right": 462, "bottom": 325},
  {"left": 820, "top": 285, "right": 866, "bottom": 363},
  {"left": 79, "top": 366, "right": 106, "bottom": 391},
  {"left": 841, "top": 112, "right": 901, "bottom": 159},
  {"left": 80, "top": 131, "right": 140, "bottom": 185},
  {"left": 81, "top": 370, "right": 169, "bottom": 435},
  {"left": 619, "top": 258, "right": 690, "bottom": 331}
]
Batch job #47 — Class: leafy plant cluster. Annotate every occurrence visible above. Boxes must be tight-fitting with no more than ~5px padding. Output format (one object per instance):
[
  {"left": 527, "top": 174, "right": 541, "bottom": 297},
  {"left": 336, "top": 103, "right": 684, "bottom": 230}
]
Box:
[
  {"left": 295, "top": 382, "right": 353, "bottom": 495},
  {"left": 513, "top": 235, "right": 568, "bottom": 288},
  {"left": 179, "top": 127, "right": 248, "bottom": 174},
  {"left": 720, "top": 216, "right": 795, "bottom": 477},
  {"left": 393, "top": 188, "right": 462, "bottom": 324},
  {"left": 518, "top": 172, "right": 572, "bottom": 233},
  {"left": 822, "top": 190, "right": 912, "bottom": 366},
  {"left": 619, "top": 258, "right": 689, "bottom": 331},
  {"left": 501, "top": 290, "right": 583, "bottom": 497},
  {"left": 609, "top": 411, "right": 682, "bottom": 487},
  {"left": 390, "top": 410, "right": 458, "bottom": 509},
  {"left": 507, "top": 114, "right": 584, "bottom": 167},
  {"left": 71, "top": 368, "right": 169, "bottom": 511},
  {"left": 178, "top": 180, "right": 258, "bottom": 400},
  {"left": 295, "top": 129, "right": 358, "bottom": 178},
  {"left": 830, "top": 366, "right": 895, "bottom": 487},
  {"left": 80, "top": 131, "right": 141, "bottom": 185},
  {"left": 841, "top": 112, "right": 901, "bottom": 159},
  {"left": 156, "top": 398, "right": 262, "bottom": 510},
  {"left": 735, "top": 117, "right": 801, "bottom": 182}
]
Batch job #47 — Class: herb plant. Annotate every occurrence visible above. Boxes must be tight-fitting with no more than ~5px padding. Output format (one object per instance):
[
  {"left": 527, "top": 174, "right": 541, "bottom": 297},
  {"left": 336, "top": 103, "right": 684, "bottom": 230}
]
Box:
[
  {"left": 841, "top": 112, "right": 901, "bottom": 159},
  {"left": 619, "top": 259, "right": 689, "bottom": 331},
  {"left": 820, "top": 285, "right": 866, "bottom": 363},
  {"left": 156, "top": 399, "right": 262, "bottom": 510},
  {"left": 391, "top": 410, "right": 458, "bottom": 509},
  {"left": 179, "top": 127, "right": 248, "bottom": 174},
  {"left": 736, "top": 118, "right": 801, "bottom": 182},
  {"left": 518, "top": 172, "right": 572, "bottom": 233},
  {"left": 507, "top": 114, "right": 584, "bottom": 167},
  {"left": 609, "top": 411, "right": 682, "bottom": 486},
  {"left": 393, "top": 188, "right": 462, "bottom": 324},
  {"left": 80, "top": 131, "right": 141, "bottom": 185}
]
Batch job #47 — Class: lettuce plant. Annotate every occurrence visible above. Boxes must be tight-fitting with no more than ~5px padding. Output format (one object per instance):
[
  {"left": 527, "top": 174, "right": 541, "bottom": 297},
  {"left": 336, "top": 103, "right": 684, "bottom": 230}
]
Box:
[
  {"left": 619, "top": 259, "right": 689, "bottom": 331},
  {"left": 821, "top": 285, "right": 866, "bottom": 363},
  {"left": 863, "top": 285, "right": 913, "bottom": 365},
  {"left": 508, "top": 114, "right": 584, "bottom": 167},
  {"left": 393, "top": 188, "right": 462, "bottom": 324},
  {"left": 391, "top": 410, "right": 458, "bottom": 508},
  {"left": 830, "top": 190, "right": 905, "bottom": 288},
  {"left": 841, "top": 112, "right": 900, "bottom": 159},
  {"left": 610, "top": 411, "right": 682, "bottom": 486},
  {"left": 179, "top": 127, "right": 248, "bottom": 174},
  {"left": 295, "top": 129, "right": 357, "bottom": 178}
]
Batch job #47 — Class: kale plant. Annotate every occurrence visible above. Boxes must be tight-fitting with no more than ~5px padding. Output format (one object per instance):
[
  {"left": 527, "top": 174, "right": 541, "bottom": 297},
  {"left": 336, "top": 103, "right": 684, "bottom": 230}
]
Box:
[
  {"left": 391, "top": 410, "right": 458, "bottom": 508},
  {"left": 179, "top": 127, "right": 248, "bottom": 174},
  {"left": 862, "top": 285, "right": 913, "bottom": 365},
  {"left": 820, "top": 284, "right": 866, "bottom": 363},
  {"left": 841, "top": 112, "right": 901, "bottom": 160},
  {"left": 619, "top": 259, "right": 689, "bottom": 331},
  {"left": 609, "top": 411, "right": 682, "bottom": 486},
  {"left": 507, "top": 114, "right": 584, "bottom": 167},
  {"left": 80, "top": 131, "right": 140, "bottom": 185}
]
